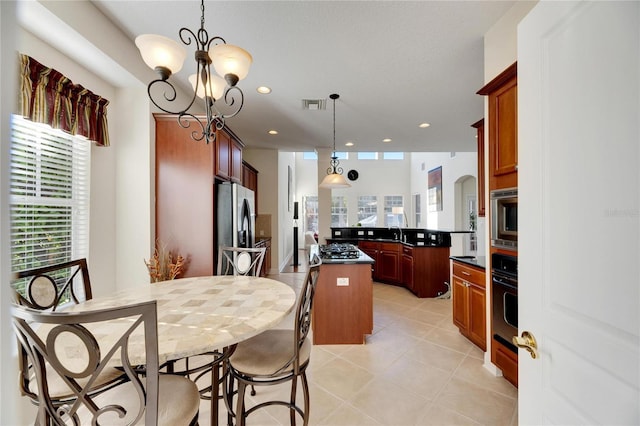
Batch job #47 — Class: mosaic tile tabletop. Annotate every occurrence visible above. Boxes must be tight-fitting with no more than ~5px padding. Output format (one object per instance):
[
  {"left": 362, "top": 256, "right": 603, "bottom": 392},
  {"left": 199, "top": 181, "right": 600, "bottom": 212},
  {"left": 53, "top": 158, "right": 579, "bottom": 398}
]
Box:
[{"left": 61, "top": 275, "right": 297, "bottom": 365}]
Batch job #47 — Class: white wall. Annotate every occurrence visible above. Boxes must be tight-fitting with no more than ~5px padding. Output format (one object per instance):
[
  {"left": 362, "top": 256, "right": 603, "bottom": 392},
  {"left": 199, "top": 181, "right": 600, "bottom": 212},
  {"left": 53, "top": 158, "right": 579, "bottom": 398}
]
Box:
[{"left": 410, "top": 152, "right": 477, "bottom": 231}]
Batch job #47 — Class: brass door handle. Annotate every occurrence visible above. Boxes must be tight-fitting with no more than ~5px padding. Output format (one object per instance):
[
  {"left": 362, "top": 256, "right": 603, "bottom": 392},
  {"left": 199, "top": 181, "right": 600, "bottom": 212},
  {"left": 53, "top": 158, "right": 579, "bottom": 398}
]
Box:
[{"left": 512, "top": 331, "right": 538, "bottom": 359}]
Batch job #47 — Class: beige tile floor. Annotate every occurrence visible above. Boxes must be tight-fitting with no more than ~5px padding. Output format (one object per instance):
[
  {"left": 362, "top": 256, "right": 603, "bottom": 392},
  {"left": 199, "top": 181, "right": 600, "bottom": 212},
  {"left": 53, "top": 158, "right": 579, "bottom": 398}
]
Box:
[{"left": 201, "top": 267, "right": 518, "bottom": 426}]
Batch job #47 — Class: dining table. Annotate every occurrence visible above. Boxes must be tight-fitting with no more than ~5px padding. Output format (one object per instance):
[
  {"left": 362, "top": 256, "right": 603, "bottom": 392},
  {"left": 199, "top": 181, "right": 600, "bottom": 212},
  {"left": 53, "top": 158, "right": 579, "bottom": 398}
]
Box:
[{"left": 61, "top": 274, "right": 297, "bottom": 426}]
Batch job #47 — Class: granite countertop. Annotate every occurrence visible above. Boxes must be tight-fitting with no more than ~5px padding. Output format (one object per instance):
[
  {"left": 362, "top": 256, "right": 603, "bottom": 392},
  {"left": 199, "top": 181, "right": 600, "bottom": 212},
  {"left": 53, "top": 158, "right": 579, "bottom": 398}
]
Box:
[
  {"left": 320, "top": 250, "right": 375, "bottom": 265},
  {"left": 450, "top": 255, "right": 487, "bottom": 270}
]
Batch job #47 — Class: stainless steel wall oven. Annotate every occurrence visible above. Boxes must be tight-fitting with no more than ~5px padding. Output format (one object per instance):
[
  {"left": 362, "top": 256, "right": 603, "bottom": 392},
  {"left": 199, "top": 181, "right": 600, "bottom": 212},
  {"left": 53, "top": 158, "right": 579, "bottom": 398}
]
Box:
[{"left": 491, "top": 253, "right": 518, "bottom": 352}]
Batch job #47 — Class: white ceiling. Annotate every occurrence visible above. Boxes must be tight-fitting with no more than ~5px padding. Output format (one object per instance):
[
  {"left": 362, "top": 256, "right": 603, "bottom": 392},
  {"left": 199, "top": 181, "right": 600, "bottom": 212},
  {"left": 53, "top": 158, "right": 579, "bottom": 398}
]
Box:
[{"left": 89, "top": 1, "right": 516, "bottom": 153}]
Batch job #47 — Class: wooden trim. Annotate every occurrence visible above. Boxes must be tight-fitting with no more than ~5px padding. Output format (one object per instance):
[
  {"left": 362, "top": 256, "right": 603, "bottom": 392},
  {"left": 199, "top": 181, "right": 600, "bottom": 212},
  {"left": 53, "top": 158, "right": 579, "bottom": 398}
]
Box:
[{"left": 477, "top": 62, "right": 517, "bottom": 95}]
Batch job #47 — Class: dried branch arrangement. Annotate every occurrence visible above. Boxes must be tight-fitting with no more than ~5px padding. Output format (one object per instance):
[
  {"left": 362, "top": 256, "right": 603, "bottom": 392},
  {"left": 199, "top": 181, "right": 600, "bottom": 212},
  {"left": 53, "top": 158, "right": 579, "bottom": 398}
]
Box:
[{"left": 145, "top": 240, "right": 184, "bottom": 282}]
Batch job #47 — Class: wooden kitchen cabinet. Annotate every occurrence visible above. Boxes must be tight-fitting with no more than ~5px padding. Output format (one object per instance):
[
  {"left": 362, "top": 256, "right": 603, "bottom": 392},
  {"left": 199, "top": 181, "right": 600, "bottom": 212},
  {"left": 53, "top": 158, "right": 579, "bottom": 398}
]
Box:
[
  {"left": 452, "top": 260, "right": 486, "bottom": 351},
  {"left": 154, "top": 114, "right": 246, "bottom": 277},
  {"left": 313, "top": 262, "right": 373, "bottom": 344},
  {"left": 215, "top": 128, "right": 243, "bottom": 183},
  {"left": 401, "top": 245, "right": 414, "bottom": 291},
  {"left": 478, "top": 62, "right": 518, "bottom": 190},
  {"left": 378, "top": 242, "right": 400, "bottom": 283},
  {"left": 358, "top": 240, "right": 379, "bottom": 280},
  {"left": 241, "top": 161, "right": 259, "bottom": 213},
  {"left": 357, "top": 240, "right": 449, "bottom": 298},
  {"left": 155, "top": 115, "right": 216, "bottom": 277},
  {"left": 471, "top": 118, "right": 486, "bottom": 217},
  {"left": 493, "top": 339, "right": 518, "bottom": 387}
]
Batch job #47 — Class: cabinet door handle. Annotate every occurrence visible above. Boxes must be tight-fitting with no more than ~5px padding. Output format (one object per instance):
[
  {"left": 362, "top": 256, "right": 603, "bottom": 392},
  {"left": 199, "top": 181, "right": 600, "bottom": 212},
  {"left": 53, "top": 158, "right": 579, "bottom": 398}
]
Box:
[{"left": 461, "top": 271, "right": 471, "bottom": 276}]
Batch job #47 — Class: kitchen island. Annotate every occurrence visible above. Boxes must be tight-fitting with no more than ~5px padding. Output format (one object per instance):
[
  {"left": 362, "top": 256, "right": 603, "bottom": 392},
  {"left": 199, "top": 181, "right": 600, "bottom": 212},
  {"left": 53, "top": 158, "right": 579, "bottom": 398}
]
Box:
[{"left": 312, "top": 244, "right": 374, "bottom": 344}]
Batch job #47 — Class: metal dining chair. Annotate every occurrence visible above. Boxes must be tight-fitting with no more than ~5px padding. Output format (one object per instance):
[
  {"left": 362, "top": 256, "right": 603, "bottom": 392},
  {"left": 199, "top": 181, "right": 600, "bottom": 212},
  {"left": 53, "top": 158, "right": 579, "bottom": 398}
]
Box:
[
  {"left": 11, "top": 259, "right": 129, "bottom": 416},
  {"left": 227, "top": 255, "right": 322, "bottom": 426},
  {"left": 217, "top": 246, "right": 266, "bottom": 277},
  {"left": 11, "top": 300, "right": 200, "bottom": 426},
  {"left": 12, "top": 258, "right": 92, "bottom": 310}
]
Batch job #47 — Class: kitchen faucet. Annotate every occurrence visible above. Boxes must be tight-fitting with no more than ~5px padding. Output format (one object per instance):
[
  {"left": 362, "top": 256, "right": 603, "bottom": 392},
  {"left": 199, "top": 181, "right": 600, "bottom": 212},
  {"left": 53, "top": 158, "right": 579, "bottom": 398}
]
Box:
[{"left": 391, "top": 225, "right": 403, "bottom": 242}]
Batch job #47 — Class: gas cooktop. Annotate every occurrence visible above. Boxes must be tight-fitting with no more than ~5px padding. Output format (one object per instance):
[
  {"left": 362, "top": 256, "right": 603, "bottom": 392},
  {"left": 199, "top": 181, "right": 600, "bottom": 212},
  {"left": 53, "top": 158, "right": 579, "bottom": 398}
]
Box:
[{"left": 319, "top": 243, "right": 360, "bottom": 259}]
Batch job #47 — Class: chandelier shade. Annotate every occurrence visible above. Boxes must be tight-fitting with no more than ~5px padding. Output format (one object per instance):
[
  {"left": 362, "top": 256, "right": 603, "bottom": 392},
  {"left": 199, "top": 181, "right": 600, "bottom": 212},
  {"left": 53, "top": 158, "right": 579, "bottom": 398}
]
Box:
[
  {"left": 188, "top": 73, "right": 226, "bottom": 100},
  {"left": 135, "top": 0, "right": 251, "bottom": 144},
  {"left": 135, "top": 34, "right": 186, "bottom": 76},
  {"left": 210, "top": 44, "right": 253, "bottom": 83},
  {"left": 319, "top": 93, "right": 351, "bottom": 189}
]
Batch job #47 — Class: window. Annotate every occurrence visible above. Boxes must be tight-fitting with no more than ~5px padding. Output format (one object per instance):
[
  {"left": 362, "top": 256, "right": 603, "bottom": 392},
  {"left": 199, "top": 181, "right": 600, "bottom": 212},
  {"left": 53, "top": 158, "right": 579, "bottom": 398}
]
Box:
[
  {"left": 302, "top": 152, "right": 317, "bottom": 160},
  {"left": 331, "top": 196, "right": 347, "bottom": 227},
  {"left": 10, "top": 115, "right": 91, "bottom": 278},
  {"left": 382, "top": 152, "right": 404, "bottom": 160},
  {"left": 357, "top": 196, "right": 377, "bottom": 226},
  {"left": 383, "top": 195, "right": 403, "bottom": 227},
  {"left": 304, "top": 195, "right": 318, "bottom": 233},
  {"left": 357, "top": 152, "right": 378, "bottom": 160},
  {"left": 334, "top": 152, "right": 348, "bottom": 160},
  {"left": 414, "top": 193, "right": 421, "bottom": 227}
]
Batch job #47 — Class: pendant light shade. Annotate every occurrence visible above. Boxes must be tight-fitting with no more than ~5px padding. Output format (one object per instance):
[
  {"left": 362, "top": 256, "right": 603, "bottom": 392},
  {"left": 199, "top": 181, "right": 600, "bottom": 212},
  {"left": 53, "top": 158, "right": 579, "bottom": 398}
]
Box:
[
  {"left": 319, "top": 93, "right": 351, "bottom": 189},
  {"left": 319, "top": 172, "right": 351, "bottom": 188}
]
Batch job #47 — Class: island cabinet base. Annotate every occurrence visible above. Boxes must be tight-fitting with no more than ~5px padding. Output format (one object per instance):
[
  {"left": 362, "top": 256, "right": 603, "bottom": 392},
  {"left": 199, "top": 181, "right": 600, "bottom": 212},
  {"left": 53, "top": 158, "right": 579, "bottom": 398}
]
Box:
[{"left": 312, "top": 263, "right": 373, "bottom": 345}]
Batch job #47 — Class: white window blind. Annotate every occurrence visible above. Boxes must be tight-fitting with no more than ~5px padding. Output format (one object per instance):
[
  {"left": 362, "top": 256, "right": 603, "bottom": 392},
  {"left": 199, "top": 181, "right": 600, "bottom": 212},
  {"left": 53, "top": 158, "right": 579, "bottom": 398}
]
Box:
[{"left": 10, "top": 115, "right": 91, "bottom": 274}]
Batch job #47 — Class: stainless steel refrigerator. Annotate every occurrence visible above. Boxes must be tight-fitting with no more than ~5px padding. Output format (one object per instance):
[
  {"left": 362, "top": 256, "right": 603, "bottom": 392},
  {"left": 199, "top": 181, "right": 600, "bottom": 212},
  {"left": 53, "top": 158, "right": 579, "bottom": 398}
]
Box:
[{"left": 216, "top": 182, "right": 256, "bottom": 250}]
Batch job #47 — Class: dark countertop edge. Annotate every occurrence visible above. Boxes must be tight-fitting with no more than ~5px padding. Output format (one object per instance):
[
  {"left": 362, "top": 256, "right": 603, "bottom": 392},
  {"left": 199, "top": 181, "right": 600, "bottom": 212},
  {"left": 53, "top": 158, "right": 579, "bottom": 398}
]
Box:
[
  {"left": 328, "top": 237, "right": 449, "bottom": 248},
  {"left": 450, "top": 255, "right": 487, "bottom": 270}
]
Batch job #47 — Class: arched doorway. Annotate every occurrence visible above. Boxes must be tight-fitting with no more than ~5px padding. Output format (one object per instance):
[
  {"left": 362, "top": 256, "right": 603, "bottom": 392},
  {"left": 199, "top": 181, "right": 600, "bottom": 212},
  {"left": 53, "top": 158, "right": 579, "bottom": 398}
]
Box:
[{"left": 453, "top": 175, "right": 477, "bottom": 256}]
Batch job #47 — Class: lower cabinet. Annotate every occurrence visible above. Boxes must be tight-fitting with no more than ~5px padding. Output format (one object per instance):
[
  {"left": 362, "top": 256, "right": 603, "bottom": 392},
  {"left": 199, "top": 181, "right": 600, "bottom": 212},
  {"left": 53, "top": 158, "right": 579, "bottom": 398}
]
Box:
[
  {"left": 401, "top": 246, "right": 414, "bottom": 291},
  {"left": 358, "top": 241, "right": 379, "bottom": 280},
  {"left": 377, "top": 243, "right": 400, "bottom": 282},
  {"left": 357, "top": 240, "right": 449, "bottom": 298},
  {"left": 452, "top": 260, "right": 486, "bottom": 351},
  {"left": 492, "top": 339, "right": 518, "bottom": 387}
]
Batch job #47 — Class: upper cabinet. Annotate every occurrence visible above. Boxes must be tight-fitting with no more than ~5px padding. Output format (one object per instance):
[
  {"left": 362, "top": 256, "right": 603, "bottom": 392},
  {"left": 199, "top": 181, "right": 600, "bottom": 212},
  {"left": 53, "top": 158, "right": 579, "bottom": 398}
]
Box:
[
  {"left": 215, "top": 127, "right": 243, "bottom": 183},
  {"left": 471, "top": 118, "right": 486, "bottom": 217},
  {"left": 478, "top": 62, "right": 518, "bottom": 190}
]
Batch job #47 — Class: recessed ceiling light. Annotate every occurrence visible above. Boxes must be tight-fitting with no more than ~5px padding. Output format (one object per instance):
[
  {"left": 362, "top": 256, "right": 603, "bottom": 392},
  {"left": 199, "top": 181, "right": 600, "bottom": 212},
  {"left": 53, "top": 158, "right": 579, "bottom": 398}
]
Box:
[
  {"left": 257, "top": 86, "right": 272, "bottom": 94},
  {"left": 268, "top": 130, "right": 278, "bottom": 135},
  {"left": 419, "top": 122, "right": 431, "bottom": 128},
  {"left": 382, "top": 138, "right": 392, "bottom": 143},
  {"left": 345, "top": 141, "right": 354, "bottom": 147}
]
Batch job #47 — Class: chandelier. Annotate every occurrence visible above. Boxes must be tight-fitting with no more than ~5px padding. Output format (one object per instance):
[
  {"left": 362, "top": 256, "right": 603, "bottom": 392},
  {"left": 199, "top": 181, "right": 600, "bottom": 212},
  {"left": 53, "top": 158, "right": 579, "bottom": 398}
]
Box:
[
  {"left": 135, "top": 0, "right": 252, "bottom": 144},
  {"left": 319, "top": 94, "right": 351, "bottom": 189}
]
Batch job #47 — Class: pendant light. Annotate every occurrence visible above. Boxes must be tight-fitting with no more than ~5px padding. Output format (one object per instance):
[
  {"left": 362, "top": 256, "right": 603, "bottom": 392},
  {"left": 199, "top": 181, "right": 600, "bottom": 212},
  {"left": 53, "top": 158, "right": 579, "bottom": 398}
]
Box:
[{"left": 319, "top": 94, "right": 351, "bottom": 189}]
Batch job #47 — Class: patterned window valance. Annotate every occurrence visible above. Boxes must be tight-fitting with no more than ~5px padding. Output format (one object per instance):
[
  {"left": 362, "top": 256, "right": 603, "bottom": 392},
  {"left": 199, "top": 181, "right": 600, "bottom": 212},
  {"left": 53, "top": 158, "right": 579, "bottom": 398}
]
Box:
[{"left": 19, "top": 53, "right": 110, "bottom": 147}]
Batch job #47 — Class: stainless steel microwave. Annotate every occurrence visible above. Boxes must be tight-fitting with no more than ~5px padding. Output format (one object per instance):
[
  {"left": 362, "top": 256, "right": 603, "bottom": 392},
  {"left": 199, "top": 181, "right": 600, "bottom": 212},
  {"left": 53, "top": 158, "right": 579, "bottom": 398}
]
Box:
[{"left": 490, "top": 188, "right": 517, "bottom": 251}]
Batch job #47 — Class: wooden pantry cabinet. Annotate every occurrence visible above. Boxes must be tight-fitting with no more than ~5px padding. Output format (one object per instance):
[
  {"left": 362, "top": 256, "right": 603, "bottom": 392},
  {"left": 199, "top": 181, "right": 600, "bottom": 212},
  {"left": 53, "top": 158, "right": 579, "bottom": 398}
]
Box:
[
  {"left": 154, "top": 114, "right": 246, "bottom": 277},
  {"left": 452, "top": 260, "right": 487, "bottom": 351},
  {"left": 478, "top": 62, "right": 518, "bottom": 191}
]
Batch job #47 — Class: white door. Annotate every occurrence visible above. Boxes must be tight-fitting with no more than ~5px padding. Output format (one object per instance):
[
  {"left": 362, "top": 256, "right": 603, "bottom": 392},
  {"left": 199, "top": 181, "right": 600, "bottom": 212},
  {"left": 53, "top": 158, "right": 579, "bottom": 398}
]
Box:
[{"left": 518, "top": 1, "right": 639, "bottom": 424}]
